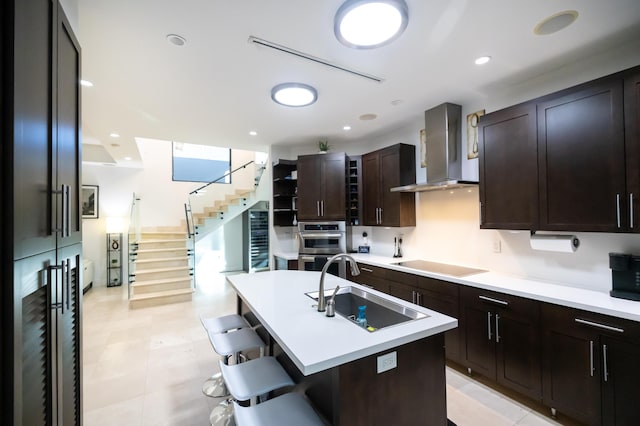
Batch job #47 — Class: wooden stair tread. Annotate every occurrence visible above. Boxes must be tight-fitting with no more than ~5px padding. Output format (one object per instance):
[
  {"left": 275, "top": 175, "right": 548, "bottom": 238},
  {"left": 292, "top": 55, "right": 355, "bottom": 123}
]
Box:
[
  {"left": 135, "top": 247, "right": 188, "bottom": 253},
  {"left": 137, "top": 238, "right": 186, "bottom": 243},
  {"left": 132, "top": 266, "right": 191, "bottom": 274},
  {"left": 129, "top": 288, "right": 193, "bottom": 301},
  {"left": 135, "top": 256, "right": 189, "bottom": 263},
  {"left": 131, "top": 277, "right": 191, "bottom": 286}
]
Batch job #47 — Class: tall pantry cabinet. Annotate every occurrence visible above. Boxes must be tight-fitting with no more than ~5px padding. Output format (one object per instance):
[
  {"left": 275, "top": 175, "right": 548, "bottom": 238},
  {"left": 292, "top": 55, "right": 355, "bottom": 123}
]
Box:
[{"left": 1, "top": 0, "right": 83, "bottom": 425}]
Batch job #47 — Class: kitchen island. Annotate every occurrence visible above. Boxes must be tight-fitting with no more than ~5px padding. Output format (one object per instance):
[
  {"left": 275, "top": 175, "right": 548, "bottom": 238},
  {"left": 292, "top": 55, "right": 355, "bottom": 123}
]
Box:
[{"left": 227, "top": 270, "right": 457, "bottom": 425}]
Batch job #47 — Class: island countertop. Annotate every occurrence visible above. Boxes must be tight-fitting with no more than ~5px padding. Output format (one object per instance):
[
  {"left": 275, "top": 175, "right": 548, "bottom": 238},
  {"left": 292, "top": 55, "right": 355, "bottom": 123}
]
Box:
[{"left": 226, "top": 270, "right": 457, "bottom": 375}]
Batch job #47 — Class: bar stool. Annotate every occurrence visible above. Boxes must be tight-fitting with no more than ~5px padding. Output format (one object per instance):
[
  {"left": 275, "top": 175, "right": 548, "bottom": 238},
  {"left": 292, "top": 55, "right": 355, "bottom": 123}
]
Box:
[
  {"left": 200, "top": 314, "right": 250, "bottom": 398},
  {"left": 233, "top": 392, "right": 325, "bottom": 426},
  {"left": 219, "top": 356, "right": 294, "bottom": 405},
  {"left": 208, "top": 327, "right": 266, "bottom": 426}
]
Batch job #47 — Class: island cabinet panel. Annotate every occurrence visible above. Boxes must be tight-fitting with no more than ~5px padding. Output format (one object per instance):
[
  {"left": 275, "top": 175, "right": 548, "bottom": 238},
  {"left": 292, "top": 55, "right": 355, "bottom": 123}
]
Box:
[
  {"left": 362, "top": 144, "right": 416, "bottom": 227},
  {"left": 296, "top": 152, "right": 346, "bottom": 221},
  {"left": 460, "top": 286, "right": 542, "bottom": 401},
  {"left": 479, "top": 103, "right": 538, "bottom": 230},
  {"left": 541, "top": 303, "right": 640, "bottom": 426},
  {"left": 347, "top": 263, "right": 389, "bottom": 293},
  {"left": 538, "top": 79, "right": 626, "bottom": 232}
]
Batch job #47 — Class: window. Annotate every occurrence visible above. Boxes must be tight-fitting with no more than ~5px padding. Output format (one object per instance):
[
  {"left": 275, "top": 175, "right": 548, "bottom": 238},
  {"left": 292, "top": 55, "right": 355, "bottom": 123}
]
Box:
[{"left": 172, "top": 142, "right": 231, "bottom": 183}]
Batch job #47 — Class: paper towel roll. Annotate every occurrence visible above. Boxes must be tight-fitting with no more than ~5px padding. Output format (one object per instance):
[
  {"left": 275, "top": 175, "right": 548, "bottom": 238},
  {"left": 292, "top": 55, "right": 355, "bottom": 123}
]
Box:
[{"left": 530, "top": 234, "right": 580, "bottom": 253}]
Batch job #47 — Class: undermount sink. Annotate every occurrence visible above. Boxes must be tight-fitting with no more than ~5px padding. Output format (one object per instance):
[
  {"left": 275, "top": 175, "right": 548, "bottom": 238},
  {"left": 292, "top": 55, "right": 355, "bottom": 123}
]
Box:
[{"left": 305, "top": 286, "right": 428, "bottom": 332}]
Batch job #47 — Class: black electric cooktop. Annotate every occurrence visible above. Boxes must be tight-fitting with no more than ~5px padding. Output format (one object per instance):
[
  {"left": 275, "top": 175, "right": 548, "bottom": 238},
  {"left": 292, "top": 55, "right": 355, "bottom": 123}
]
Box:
[{"left": 391, "top": 260, "right": 487, "bottom": 278}]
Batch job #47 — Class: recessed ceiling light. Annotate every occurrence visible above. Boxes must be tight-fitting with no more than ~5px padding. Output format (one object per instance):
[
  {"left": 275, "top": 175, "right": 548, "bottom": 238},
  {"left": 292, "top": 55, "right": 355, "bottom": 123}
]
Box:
[
  {"left": 534, "top": 10, "right": 578, "bottom": 36},
  {"left": 335, "top": 0, "right": 409, "bottom": 49},
  {"left": 271, "top": 83, "right": 318, "bottom": 107},
  {"left": 249, "top": 131, "right": 258, "bottom": 136},
  {"left": 343, "top": 125, "right": 352, "bottom": 131},
  {"left": 124, "top": 156, "right": 132, "bottom": 161},
  {"left": 166, "top": 34, "right": 186, "bottom": 46},
  {"left": 110, "top": 133, "right": 120, "bottom": 138},
  {"left": 475, "top": 56, "right": 491, "bottom": 65},
  {"left": 80, "top": 79, "right": 94, "bottom": 87},
  {"left": 359, "top": 113, "right": 377, "bottom": 121}
]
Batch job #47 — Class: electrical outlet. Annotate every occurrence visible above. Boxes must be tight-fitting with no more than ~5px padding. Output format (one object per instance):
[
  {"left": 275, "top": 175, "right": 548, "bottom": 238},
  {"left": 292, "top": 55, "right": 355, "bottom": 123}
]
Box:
[
  {"left": 493, "top": 237, "right": 501, "bottom": 253},
  {"left": 377, "top": 351, "right": 397, "bottom": 373}
]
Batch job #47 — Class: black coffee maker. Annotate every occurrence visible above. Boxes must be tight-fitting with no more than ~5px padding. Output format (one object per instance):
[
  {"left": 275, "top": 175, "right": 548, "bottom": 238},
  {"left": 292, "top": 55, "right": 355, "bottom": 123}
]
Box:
[{"left": 609, "top": 252, "right": 640, "bottom": 301}]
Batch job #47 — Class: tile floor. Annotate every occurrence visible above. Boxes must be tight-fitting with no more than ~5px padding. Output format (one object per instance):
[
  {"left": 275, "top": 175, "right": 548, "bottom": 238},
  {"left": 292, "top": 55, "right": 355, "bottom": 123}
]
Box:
[{"left": 82, "top": 272, "right": 561, "bottom": 426}]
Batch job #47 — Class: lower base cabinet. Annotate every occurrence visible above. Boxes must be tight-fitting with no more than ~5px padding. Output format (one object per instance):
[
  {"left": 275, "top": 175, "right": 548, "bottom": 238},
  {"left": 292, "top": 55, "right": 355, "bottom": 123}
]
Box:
[
  {"left": 460, "top": 286, "right": 542, "bottom": 401},
  {"left": 542, "top": 303, "right": 640, "bottom": 426}
]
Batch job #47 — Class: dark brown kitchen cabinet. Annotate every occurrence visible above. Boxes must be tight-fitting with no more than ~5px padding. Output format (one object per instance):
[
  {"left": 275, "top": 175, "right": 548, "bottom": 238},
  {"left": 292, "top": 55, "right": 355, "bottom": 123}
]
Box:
[
  {"left": 296, "top": 152, "right": 346, "bottom": 221},
  {"left": 272, "top": 159, "right": 297, "bottom": 227},
  {"left": 347, "top": 263, "right": 389, "bottom": 293},
  {"left": 2, "top": 1, "right": 83, "bottom": 424},
  {"left": 362, "top": 144, "right": 416, "bottom": 227},
  {"left": 479, "top": 103, "right": 538, "bottom": 230},
  {"left": 538, "top": 79, "right": 626, "bottom": 232},
  {"left": 542, "top": 303, "right": 640, "bottom": 426},
  {"left": 460, "top": 286, "right": 542, "bottom": 401},
  {"left": 624, "top": 70, "right": 640, "bottom": 232}
]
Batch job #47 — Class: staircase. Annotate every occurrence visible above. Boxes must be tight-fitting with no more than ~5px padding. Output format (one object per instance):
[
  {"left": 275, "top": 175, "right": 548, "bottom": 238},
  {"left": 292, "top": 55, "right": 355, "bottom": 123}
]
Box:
[
  {"left": 189, "top": 188, "right": 253, "bottom": 231},
  {"left": 129, "top": 229, "right": 194, "bottom": 309}
]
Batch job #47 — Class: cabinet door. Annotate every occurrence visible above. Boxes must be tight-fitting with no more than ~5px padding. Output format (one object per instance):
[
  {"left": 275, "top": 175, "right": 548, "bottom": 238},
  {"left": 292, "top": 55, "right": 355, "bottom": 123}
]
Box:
[
  {"left": 460, "top": 297, "right": 496, "bottom": 378},
  {"left": 538, "top": 80, "right": 625, "bottom": 232},
  {"left": 13, "top": 0, "right": 56, "bottom": 259},
  {"left": 601, "top": 336, "right": 640, "bottom": 425},
  {"left": 624, "top": 70, "right": 640, "bottom": 231},
  {"left": 495, "top": 301, "right": 542, "bottom": 401},
  {"left": 296, "top": 155, "right": 322, "bottom": 220},
  {"left": 320, "top": 153, "right": 346, "bottom": 220},
  {"left": 388, "top": 281, "right": 419, "bottom": 305},
  {"left": 361, "top": 152, "right": 380, "bottom": 225},
  {"left": 542, "top": 305, "right": 601, "bottom": 425},
  {"left": 58, "top": 244, "right": 82, "bottom": 426},
  {"left": 479, "top": 103, "right": 538, "bottom": 230},
  {"left": 350, "top": 263, "right": 389, "bottom": 293},
  {"left": 54, "top": 10, "right": 82, "bottom": 248},
  {"left": 14, "top": 250, "right": 57, "bottom": 425}
]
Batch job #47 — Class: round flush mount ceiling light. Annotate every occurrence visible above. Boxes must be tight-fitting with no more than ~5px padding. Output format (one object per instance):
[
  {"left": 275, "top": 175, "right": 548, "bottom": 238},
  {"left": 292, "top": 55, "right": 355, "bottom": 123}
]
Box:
[
  {"left": 335, "top": 0, "right": 409, "bottom": 49},
  {"left": 475, "top": 56, "right": 491, "bottom": 65},
  {"left": 271, "top": 83, "right": 318, "bottom": 107},
  {"left": 534, "top": 10, "right": 578, "bottom": 35}
]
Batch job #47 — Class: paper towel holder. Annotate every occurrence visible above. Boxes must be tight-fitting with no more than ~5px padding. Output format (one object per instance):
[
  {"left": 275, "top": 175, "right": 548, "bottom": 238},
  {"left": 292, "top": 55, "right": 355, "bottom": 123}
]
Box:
[{"left": 529, "top": 231, "right": 580, "bottom": 252}]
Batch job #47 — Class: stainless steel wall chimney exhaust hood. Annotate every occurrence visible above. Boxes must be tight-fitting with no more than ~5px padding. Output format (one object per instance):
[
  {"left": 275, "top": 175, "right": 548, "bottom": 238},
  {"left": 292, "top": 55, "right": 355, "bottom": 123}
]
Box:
[{"left": 391, "top": 102, "right": 478, "bottom": 193}]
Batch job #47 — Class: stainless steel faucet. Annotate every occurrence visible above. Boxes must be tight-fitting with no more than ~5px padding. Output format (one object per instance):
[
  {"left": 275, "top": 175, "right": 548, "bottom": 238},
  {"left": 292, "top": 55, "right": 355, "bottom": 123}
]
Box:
[{"left": 317, "top": 253, "right": 360, "bottom": 312}]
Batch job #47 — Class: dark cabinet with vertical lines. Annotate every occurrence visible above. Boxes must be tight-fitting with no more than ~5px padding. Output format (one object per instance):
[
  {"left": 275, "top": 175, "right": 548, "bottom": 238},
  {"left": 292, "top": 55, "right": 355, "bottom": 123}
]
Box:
[
  {"left": 296, "top": 152, "right": 346, "bottom": 221},
  {"left": 2, "top": 0, "right": 82, "bottom": 424}
]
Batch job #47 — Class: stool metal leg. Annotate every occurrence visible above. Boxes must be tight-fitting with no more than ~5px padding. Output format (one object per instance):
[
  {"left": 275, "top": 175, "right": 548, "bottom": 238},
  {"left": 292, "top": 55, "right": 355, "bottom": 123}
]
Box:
[
  {"left": 209, "top": 397, "right": 235, "bottom": 426},
  {"left": 202, "top": 372, "right": 228, "bottom": 398}
]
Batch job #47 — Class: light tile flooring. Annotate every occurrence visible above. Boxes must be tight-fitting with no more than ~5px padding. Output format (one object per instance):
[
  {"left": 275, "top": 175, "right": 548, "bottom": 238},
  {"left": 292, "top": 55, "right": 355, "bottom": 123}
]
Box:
[{"left": 82, "top": 273, "right": 561, "bottom": 426}]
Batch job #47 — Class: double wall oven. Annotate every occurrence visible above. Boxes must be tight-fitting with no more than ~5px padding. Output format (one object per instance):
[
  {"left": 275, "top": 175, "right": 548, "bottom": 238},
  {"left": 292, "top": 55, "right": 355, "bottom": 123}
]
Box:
[{"left": 297, "top": 221, "right": 351, "bottom": 277}]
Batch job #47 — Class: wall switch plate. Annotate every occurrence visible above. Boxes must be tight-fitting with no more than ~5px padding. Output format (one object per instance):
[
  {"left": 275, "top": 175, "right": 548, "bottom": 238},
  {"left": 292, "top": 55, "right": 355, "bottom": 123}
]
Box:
[
  {"left": 493, "top": 237, "right": 501, "bottom": 253},
  {"left": 377, "top": 351, "right": 397, "bottom": 373}
]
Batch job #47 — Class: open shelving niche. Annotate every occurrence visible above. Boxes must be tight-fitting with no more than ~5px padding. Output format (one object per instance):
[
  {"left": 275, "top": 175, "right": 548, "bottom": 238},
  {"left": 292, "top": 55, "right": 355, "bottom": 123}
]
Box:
[{"left": 272, "top": 159, "right": 298, "bottom": 227}]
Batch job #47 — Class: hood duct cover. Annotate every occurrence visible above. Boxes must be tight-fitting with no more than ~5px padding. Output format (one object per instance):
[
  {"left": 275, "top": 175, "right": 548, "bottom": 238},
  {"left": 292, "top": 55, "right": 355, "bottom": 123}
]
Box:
[{"left": 391, "top": 102, "right": 478, "bottom": 193}]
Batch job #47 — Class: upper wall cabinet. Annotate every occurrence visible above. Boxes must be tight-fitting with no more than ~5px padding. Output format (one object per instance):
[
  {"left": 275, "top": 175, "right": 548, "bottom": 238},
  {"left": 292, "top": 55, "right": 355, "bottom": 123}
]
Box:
[
  {"left": 479, "top": 103, "right": 538, "bottom": 230},
  {"left": 479, "top": 65, "right": 640, "bottom": 233},
  {"left": 362, "top": 143, "right": 416, "bottom": 227},
  {"left": 538, "top": 79, "right": 625, "bottom": 232},
  {"left": 296, "top": 152, "right": 346, "bottom": 221}
]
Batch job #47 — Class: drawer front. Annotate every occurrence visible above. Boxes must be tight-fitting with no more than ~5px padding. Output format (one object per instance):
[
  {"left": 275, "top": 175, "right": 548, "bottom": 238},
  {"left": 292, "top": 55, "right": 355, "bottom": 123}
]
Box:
[{"left": 417, "top": 276, "right": 459, "bottom": 299}]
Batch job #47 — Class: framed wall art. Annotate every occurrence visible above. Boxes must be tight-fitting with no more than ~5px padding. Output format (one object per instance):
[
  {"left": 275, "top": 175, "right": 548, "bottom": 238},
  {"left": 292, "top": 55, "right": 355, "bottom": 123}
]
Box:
[{"left": 82, "top": 185, "right": 99, "bottom": 219}]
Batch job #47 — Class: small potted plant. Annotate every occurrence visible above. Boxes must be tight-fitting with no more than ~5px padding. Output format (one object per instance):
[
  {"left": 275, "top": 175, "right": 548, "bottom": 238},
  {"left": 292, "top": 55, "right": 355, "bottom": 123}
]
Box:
[{"left": 318, "top": 139, "right": 330, "bottom": 153}]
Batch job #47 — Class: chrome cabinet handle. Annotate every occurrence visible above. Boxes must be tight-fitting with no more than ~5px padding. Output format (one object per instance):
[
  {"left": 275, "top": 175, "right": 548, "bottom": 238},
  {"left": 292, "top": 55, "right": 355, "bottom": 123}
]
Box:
[
  {"left": 630, "top": 193, "right": 634, "bottom": 229},
  {"left": 602, "top": 344, "right": 609, "bottom": 382},
  {"left": 479, "top": 202, "right": 483, "bottom": 225},
  {"left": 616, "top": 193, "right": 621, "bottom": 228},
  {"left": 495, "top": 314, "right": 501, "bottom": 343},
  {"left": 487, "top": 312, "right": 493, "bottom": 341},
  {"left": 479, "top": 295, "right": 509, "bottom": 306},
  {"left": 411, "top": 290, "right": 416, "bottom": 304},
  {"left": 417, "top": 292, "right": 422, "bottom": 305},
  {"left": 379, "top": 208, "right": 383, "bottom": 224},
  {"left": 575, "top": 318, "right": 624, "bottom": 333},
  {"left": 316, "top": 201, "right": 320, "bottom": 217},
  {"left": 360, "top": 267, "right": 373, "bottom": 273},
  {"left": 589, "top": 340, "right": 595, "bottom": 377}
]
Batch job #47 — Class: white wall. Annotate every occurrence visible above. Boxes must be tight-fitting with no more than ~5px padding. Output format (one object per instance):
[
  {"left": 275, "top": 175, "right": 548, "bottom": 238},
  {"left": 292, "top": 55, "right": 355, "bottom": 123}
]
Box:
[{"left": 271, "top": 38, "right": 640, "bottom": 293}]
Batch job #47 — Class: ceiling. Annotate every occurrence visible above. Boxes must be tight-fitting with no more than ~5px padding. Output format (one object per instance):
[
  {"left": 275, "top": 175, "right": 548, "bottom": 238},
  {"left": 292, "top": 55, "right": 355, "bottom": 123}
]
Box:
[{"left": 78, "top": 0, "right": 640, "bottom": 166}]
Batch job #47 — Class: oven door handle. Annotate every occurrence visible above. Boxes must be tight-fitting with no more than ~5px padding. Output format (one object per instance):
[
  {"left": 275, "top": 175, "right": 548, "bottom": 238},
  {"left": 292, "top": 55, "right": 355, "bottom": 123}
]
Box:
[
  {"left": 299, "top": 233, "right": 343, "bottom": 238},
  {"left": 299, "top": 256, "right": 317, "bottom": 262}
]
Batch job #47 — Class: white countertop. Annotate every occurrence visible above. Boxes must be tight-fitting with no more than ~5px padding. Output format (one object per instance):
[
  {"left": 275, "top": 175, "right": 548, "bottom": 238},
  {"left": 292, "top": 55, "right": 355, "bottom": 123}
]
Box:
[
  {"left": 350, "top": 254, "right": 640, "bottom": 323},
  {"left": 227, "top": 270, "right": 457, "bottom": 375},
  {"left": 272, "top": 251, "right": 298, "bottom": 261}
]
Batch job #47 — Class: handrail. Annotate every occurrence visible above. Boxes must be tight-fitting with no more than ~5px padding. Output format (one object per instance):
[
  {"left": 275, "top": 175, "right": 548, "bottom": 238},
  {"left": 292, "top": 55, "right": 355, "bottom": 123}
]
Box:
[
  {"left": 184, "top": 202, "right": 195, "bottom": 239},
  {"left": 189, "top": 160, "right": 254, "bottom": 195}
]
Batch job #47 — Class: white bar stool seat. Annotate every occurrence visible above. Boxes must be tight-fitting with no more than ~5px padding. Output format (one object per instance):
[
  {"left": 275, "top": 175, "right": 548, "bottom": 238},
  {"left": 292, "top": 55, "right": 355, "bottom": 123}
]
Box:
[
  {"left": 233, "top": 392, "right": 324, "bottom": 426},
  {"left": 209, "top": 328, "right": 265, "bottom": 359},
  {"left": 219, "top": 357, "right": 293, "bottom": 402},
  {"left": 201, "top": 314, "right": 251, "bottom": 398},
  {"left": 201, "top": 314, "right": 248, "bottom": 334}
]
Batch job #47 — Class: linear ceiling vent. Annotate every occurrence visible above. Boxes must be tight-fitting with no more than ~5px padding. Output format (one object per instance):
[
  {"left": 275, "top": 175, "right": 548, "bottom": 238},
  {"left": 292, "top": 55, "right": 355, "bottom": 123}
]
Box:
[{"left": 248, "top": 36, "right": 384, "bottom": 83}]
